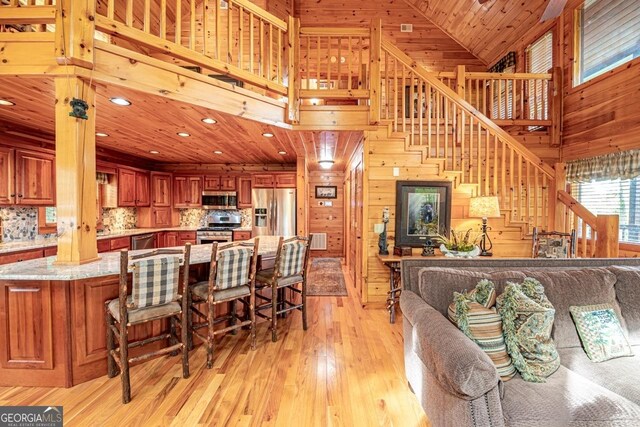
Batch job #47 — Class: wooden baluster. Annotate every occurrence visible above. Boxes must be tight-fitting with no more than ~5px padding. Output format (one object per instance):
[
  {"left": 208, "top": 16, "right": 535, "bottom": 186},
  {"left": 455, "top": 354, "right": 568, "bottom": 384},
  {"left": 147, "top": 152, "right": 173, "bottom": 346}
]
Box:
[
  {"left": 509, "top": 147, "right": 514, "bottom": 218},
  {"left": 488, "top": 80, "right": 494, "bottom": 119},
  {"left": 418, "top": 80, "right": 423, "bottom": 146},
  {"left": 384, "top": 50, "right": 390, "bottom": 119},
  {"left": 517, "top": 153, "right": 523, "bottom": 220},
  {"left": 358, "top": 37, "right": 363, "bottom": 89},
  {"left": 511, "top": 79, "right": 516, "bottom": 120},
  {"left": 202, "top": 0, "right": 208, "bottom": 56},
  {"left": 519, "top": 79, "right": 525, "bottom": 120},
  {"left": 435, "top": 89, "right": 440, "bottom": 158},
  {"left": 410, "top": 74, "right": 415, "bottom": 146},
  {"left": 401, "top": 65, "right": 406, "bottom": 132},
  {"left": 336, "top": 37, "right": 342, "bottom": 89},
  {"left": 501, "top": 140, "right": 506, "bottom": 208},
  {"left": 475, "top": 79, "right": 479, "bottom": 111},
  {"left": 581, "top": 223, "right": 587, "bottom": 258},
  {"left": 443, "top": 92, "right": 449, "bottom": 159},
  {"left": 190, "top": 0, "right": 196, "bottom": 50},
  {"left": 544, "top": 79, "right": 549, "bottom": 120},
  {"left": 542, "top": 174, "right": 547, "bottom": 231},
  {"left": 107, "top": 0, "right": 115, "bottom": 20},
  {"left": 492, "top": 134, "right": 498, "bottom": 196},
  {"left": 485, "top": 128, "right": 490, "bottom": 194},
  {"left": 227, "top": 1, "right": 233, "bottom": 63},
  {"left": 393, "top": 59, "right": 398, "bottom": 133},
  {"left": 316, "top": 36, "right": 320, "bottom": 88},
  {"left": 469, "top": 116, "right": 475, "bottom": 185},
  {"left": 239, "top": 7, "right": 244, "bottom": 69},
  {"left": 143, "top": 0, "right": 150, "bottom": 33},
  {"left": 459, "top": 110, "right": 464, "bottom": 175},
  {"left": 305, "top": 36, "right": 310, "bottom": 90},
  {"left": 347, "top": 36, "right": 353, "bottom": 91},
  {"left": 534, "top": 168, "right": 539, "bottom": 228},
  {"left": 249, "top": 14, "right": 254, "bottom": 74},
  {"left": 268, "top": 23, "right": 273, "bottom": 81},
  {"left": 125, "top": 0, "right": 133, "bottom": 27},
  {"left": 426, "top": 82, "right": 432, "bottom": 154},
  {"left": 160, "top": 0, "right": 166, "bottom": 39},
  {"left": 259, "top": 20, "right": 264, "bottom": 78},
  {"left": 215, "top": 0, "right": 221, "bottom": 60},
  {"left": 327, "top": 36, "right": 332, "bottom": 92},
  {"left": 526, "top": 161, "right": 531, "bottom": 223},
  {"left": 447, "top": 104, "right": 453, "bottom": 169},
  {"left": 175, "top": 0, "right": 182, "bottom": 45}
]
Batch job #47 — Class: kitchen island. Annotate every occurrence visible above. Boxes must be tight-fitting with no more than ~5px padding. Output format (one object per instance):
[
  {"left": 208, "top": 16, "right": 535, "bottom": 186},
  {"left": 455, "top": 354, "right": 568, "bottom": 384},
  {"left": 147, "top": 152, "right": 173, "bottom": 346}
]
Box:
[{"left": 0, "top": 237, "right": 280, "bottom": 388}]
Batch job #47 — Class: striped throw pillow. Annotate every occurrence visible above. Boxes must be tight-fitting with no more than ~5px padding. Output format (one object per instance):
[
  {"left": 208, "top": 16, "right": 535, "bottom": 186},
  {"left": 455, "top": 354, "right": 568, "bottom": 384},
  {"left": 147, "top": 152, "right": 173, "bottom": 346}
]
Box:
[{"left": 448, "top": 280, "right": 516, "bottom": 381}]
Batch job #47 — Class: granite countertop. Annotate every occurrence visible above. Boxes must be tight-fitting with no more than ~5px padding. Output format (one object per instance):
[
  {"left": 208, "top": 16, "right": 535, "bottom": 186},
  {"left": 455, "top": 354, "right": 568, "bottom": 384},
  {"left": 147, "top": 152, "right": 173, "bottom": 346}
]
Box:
[
  {"left": 0, "top": 236, "right": 281, "bottom": 281},
  {"left": 0, "top": 227, "right": 200, "bottom": 255}
]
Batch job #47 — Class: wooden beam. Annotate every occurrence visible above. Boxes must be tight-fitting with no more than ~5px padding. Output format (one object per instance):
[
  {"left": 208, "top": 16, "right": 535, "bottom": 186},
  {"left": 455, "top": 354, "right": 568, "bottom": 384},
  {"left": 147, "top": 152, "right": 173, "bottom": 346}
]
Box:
[
  {"left": 369, "top": 19, "right": 381, "bottom": 125},
  {"left": 548, "top": 162, "right": 566, "bottom": 231},
  {"left": 595, "top": 215, "right": 619, "bottom": 258},
  {"left": 0, "top": 6, "right": 56, "bottom": 24},
  {"left": 55, "top": 0, "right": 95, "bottom": 69},
  {"left": 54, "top": 76, "right": 99, "bottom": 265},
  {"left": 286, "top": 16, "right": 300, "bottom": 124},
  {"left": 549, "top": 66, "right": 563, "bottom": 147}
]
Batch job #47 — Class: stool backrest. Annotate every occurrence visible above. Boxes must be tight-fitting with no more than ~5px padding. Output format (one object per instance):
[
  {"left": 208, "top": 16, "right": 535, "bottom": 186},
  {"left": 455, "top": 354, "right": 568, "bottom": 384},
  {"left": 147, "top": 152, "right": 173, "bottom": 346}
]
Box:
[
  {"left": 208, "top": 239, "right": 259, "bottom": 291},
  {"left": 275, "top": 236, "right": 312, "bottom": 279}
]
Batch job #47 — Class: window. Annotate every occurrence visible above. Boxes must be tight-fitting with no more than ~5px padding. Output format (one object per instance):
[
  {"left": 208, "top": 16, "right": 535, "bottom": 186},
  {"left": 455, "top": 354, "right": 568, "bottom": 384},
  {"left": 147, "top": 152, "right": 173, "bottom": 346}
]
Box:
[
  {"left": 571, "top": 178, "right": 640, "bottom": 243},
  {"left": 576, "top": 0, "right": 640, "bottom": 85},
  {"left": 526, "top": 31, "right": 553, "bottom": 121}
]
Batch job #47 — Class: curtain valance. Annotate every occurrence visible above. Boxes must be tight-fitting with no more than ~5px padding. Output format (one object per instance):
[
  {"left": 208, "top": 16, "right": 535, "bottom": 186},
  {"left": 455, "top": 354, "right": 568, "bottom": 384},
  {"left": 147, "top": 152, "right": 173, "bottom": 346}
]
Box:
[{"left": 567, "top": 150, "right": 640, "bottom": 182}]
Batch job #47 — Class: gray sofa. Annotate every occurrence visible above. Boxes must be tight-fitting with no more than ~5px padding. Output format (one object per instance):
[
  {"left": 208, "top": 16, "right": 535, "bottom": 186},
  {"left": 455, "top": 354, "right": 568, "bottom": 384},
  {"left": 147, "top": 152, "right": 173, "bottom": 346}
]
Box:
[{"left": 400, "top": 258, "right": 640, "bottom": 427}]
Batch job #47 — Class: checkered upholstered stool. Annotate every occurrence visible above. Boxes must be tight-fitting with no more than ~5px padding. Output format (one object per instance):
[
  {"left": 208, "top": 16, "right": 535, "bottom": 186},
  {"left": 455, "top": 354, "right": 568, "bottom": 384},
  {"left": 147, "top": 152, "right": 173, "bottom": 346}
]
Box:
[
  {"left": 255, "top": 236, "right": 312, "bottom": 342},
  {"left": 105, "top": 244, "right": 192, "bottom": 404},
  {"left": 187, "top": 239, "right": 259, "bottom": 369}
]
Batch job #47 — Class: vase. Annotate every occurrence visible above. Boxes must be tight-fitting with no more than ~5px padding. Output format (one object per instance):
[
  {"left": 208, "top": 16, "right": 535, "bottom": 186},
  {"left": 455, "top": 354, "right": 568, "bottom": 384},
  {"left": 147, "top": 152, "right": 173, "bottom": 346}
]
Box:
[{"left": 439, "top": 244, "right": 481, "bottom": 258}]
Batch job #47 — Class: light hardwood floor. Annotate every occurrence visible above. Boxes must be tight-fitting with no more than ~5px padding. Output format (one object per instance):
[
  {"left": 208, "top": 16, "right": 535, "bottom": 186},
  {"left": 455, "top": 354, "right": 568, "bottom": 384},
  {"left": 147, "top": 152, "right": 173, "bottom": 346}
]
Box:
[{"left": 0, "top": 265, "right": 429, "bottom": 426}]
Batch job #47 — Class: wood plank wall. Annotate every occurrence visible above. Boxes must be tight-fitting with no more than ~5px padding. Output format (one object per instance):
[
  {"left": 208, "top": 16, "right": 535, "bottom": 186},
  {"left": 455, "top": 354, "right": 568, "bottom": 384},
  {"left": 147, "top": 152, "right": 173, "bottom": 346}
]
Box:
[
  {"left": 308, "top": 170, "right": 344, "bottom": 258},
  {"left": 362, "top": 126, "right": 532, "bottom": 304}
]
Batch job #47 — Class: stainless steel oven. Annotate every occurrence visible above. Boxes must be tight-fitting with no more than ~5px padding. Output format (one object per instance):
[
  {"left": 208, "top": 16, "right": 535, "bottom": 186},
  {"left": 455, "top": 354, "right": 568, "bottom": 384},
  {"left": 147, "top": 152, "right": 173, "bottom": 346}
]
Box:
[
  {"left": 196, "top": 231, "right": 233, "bottom": 245},
  {"left": 196, "top": 212, "right": 241, "bottom": 244},
  {"left": 201, "top": 191, "right": 237, "bottom": 210}
]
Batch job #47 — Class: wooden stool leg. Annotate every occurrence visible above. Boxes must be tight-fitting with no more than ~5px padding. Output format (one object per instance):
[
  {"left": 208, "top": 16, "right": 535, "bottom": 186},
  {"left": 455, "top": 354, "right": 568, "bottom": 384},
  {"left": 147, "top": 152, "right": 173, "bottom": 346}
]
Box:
[
  {"left": 181, "top": 310, "right": 190, "bottom": 379},
  {"left": 120, "top": 324, "right": 131, "bottom": 404},
  {"left": 187, "top": 292, "right": 194, "bottom": 351},
  {"left": 105, "top": 306, "right": 117, "bottom": 378},
  {"left": 169, "top": 316, "right": 179, "bottom": 356},
  {"left": 230, "top": 300, "right": 238, "bottom": 335},
  {"left": 206, "top": 299, "right": 215, "bottom": 369},
  {"left": 250, "top": 292, "right": 256, "bottom": 351},
  {"left": 271, "top": 282, "right": 278, "bottom": 342},
  {"left": 302, "top": 281, "right": 308, "bottom": 331}
]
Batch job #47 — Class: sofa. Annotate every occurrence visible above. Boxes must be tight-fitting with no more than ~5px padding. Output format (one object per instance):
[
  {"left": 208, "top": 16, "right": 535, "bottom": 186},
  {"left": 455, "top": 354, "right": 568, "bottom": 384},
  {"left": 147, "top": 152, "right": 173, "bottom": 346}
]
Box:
[{"left": 399, "top": 258, "right": 640, "bottom": 427}]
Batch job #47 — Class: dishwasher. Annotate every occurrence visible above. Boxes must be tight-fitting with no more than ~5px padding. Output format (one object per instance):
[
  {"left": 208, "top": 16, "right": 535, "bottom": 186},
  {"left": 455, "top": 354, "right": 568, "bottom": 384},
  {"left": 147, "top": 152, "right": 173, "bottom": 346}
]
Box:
[{"left": 131, "top": 233, "right": 155, "bottom": 250}]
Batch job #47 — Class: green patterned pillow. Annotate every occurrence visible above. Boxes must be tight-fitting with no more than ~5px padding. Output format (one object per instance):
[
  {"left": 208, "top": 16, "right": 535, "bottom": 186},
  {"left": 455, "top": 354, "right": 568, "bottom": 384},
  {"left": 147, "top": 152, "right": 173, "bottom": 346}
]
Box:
[
  {"left": 497, "top": 278, "right": 560, "bottom": 383},
  {"left": 570, "top": 304, "right": 634, "bottom": 362}
]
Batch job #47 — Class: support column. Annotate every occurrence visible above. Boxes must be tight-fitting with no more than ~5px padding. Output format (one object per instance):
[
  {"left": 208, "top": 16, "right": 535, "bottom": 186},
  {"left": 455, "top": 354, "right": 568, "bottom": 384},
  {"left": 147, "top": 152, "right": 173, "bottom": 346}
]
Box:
[
  {"left": 296, "top": 156, "right": 308, "bottom": 236},
  {"left": 369, "top": 18, "right": 381, "bottom": 125},
  {"left": 54, "top": 76, "right": 99, "bottom": 264},
  {"left": 548, "top": 162, "right": 566, "bottom": 232},
  {"left": 595, "top": 215, "right": 619, "bottom": 258},
  {"left": 55, "top": 0, "right": 95, "bottom": 69}
]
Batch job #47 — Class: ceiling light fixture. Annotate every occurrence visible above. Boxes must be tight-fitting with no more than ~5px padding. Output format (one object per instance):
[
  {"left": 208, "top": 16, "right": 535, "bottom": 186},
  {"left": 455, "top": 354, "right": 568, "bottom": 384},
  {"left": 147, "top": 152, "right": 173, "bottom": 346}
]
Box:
[
  {"left": 278, "top": 151, "right": 287, "bottom": 155},
  {"left": 318, "top": 159, "right": 335, "bottom": 170},
  {"left": 149, "top": 150, "right": 160, "bottom": 154},
  {"left": 213, "top": 150, "right": 223, "bottom": 154},
  {"left": 177, "top": 132, "right": 191, "bottom": 137},
  {"left": 202, "top": 118, "right": 217, "bottom": 124},
  {"left": 109, "top": 97, "right": 131, "bottom": 106},
  {"left": 0, "top": 99, "right": 15, "bottom": 106},
  {"left": 96, "top": 132, "right": 109, "bottom": 137},
  {"left": 262, "top": 132, "right": 274, "bottom": 138}
]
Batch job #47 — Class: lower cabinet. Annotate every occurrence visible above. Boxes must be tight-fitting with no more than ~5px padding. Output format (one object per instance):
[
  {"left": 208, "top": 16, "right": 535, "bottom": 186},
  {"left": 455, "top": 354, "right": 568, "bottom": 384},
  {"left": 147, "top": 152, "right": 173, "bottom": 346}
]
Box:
[
  {"left": 0, "top": 248, "right": 44, "bottom": 265},
  {"left": 232, "top": 230, "right": 252, "bottom": 241},
  {"left": 165, "top": 232, "right": 178, "bottom": 247}
]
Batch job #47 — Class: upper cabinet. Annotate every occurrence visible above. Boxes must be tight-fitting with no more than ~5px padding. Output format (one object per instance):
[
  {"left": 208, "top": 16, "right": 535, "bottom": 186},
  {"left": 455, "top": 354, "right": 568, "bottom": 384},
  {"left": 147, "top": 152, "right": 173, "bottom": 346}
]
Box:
[
  {"left": 237, "top": 176, "right": 252, "bottom": 208},
  {"left": 275, "top": 173, "right": 296, "bottom": 188},
  {"left": 174, "top": 175, "right": 202, "bottom": 208},
  {"left": 253, "top": 174, "right": 275, "bottom": 188},
  {"left": 204, "top": 175, "right": 237, "bottom": 191},
  {"left": 253, "top": 173, "right": 296, "bottom": 189},
  {"left": 151, "top": 172, "right": 172, "bottom": 207},
  {"left": 8, "top": 149, "right": 56, "bottom": 206},
  {"left": 203, "top": 175, "right": 221, "bottom": 191},
  {"left": 118, "top": 168, "right": 150, "bottom": 207}
]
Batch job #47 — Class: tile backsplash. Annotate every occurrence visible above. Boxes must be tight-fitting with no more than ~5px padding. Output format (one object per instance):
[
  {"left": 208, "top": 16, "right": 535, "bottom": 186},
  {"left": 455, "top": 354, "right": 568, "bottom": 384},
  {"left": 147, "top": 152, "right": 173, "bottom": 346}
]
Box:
[
  {"left": 102, "top": 207, "right": 137, "bottom": 232},
  {"left": 1, "top": 207, "right": 40, "bottom": 242}
]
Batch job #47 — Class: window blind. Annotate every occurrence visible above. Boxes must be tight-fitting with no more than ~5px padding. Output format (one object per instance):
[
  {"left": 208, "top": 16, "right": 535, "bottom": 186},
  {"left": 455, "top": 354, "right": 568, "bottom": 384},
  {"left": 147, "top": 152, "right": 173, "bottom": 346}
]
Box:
[
  {"left": 526, "top": 31, "right": 553, "bottom": 121},
  {"left": 578, "top": 0, "right": 640, "bottom": 84}
]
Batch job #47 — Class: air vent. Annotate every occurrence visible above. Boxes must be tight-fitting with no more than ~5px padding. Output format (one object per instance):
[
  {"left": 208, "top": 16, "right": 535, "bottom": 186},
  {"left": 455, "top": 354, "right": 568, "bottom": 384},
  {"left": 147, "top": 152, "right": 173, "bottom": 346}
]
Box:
[
  {"left": 310, "top": 233, "right": 327, "bottom": 250},
  {"left": 400, "top": 24, "right": 413, "bottom": 33}
]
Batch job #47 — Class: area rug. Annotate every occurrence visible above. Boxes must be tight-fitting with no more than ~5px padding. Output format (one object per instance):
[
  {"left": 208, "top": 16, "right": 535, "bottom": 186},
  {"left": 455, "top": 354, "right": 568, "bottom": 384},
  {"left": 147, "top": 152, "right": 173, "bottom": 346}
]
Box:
[{"left": 307, "top": 258, "right": 348, "bottom": 296}]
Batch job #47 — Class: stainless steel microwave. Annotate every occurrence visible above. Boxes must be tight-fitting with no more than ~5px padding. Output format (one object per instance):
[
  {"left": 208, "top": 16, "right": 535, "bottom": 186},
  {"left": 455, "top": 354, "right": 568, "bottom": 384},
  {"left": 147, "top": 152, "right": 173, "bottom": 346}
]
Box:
[{"left": 201, "top": 191, "right": 237, "bottom": 210}]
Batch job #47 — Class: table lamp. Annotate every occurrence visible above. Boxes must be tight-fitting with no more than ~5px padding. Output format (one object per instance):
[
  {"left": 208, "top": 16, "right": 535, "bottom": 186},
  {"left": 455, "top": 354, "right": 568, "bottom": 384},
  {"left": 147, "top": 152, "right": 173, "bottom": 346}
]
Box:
[{"left": 468, "top": 196, "right": 501, "bottom": 257}]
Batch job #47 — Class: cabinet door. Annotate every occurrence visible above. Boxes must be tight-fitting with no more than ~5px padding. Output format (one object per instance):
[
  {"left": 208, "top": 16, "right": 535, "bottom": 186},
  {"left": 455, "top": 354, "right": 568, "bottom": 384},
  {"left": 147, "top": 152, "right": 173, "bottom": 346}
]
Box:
[
  {"left": 155, "top": 232, "right": 165, "bottom": 248},
  {"left": 275, "top": 173, "right": 296, "bottom": 188},
  {"left": 151, "top": 173, "right": 172, "bottom": 207},
  {"left": 253, "top": 174, "right": 274, "bottom": 188},
  {"left": 173, "top": 176, "right": 190, "bottom": 208},
  {"left": 0, "top": 249, "right": 44, "bottom": 265},
  {"left": 135, "top": 172, "right": 150, "bottom": 207},
  {"left": 0, "top": 147, "right": 15, "bottom": 205},
  {"left": 220, "top": 176, "right": 237, "bottom": 191},
  {"left": 187, "top": 176, "right": 202, "bottom": 207},
  {"left": 118, "top": 168, "right": 137, "bottom": 207},
  {"left": 165, "top": 232, "right": 178, "bottom": 247},
  {"left": 203, "top": 175, "right": 221, "bottom": 191},
  {"left": 237, "top": 176, "right": 252, "bottom": 208},
  {"left": 152, "top": 207, "right": 172, "bottom": 227},
  {"left": 178, "top": 231, "right": 197, "bottom": 245},
  {"left": 232, "top": 230, "right": 251, "bottom": 241},
  {"left": 15, "top": 150, "right": 55, "bottom": 206}
]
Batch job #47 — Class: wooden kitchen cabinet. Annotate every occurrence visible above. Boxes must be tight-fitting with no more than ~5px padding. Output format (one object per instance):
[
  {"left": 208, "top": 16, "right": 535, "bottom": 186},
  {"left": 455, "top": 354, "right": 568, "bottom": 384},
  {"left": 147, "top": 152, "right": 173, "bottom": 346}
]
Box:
[
  {"left": 135, "top": 172, "right": 150, "bottom": 206},
  {"left": 203, "top": 175, "right": 221, "bottom": 191},
  {"left": 15, "top": 150, "right": 55, "bottom": 206},
  {"left": 220, "top": 176, "right": 236, "bottom": 191},
  {"left": 173, "top": 175, "right": 202, "bottom": 208},
  {"left": 177, "top": 231, "right": 196, "bottom": 245},
  {"left": 165, "top": 232, "right": 178, "bottom": 247},
  {"left": 237, "top": 176, "right": 252, "bottom": 208},
  {"left": 118, "top": 168, "right": 150, "bottom": 207},
  {"left": 0, "top": 248, "right": 45, "bottom": 265},
  {"left": 0, "top": 147, "right": 15, "bottom": 205},
  {"left": 151, "top": 173, "right": 172, "bottom": 207},
  {"left": 275, "top": 173, "right": 296, "bottom": 188},
  {"left": 253, "top": 174, "right": 274, "bottom": 188},
  {"left": 138, "top": 172, "right": 175, "bottom": 228},
  {"left": 204, "top": 175, "right": 236, "bottom": 191},
  {"left": 232, "top": 230, "right": 251, "bottom": 241}
]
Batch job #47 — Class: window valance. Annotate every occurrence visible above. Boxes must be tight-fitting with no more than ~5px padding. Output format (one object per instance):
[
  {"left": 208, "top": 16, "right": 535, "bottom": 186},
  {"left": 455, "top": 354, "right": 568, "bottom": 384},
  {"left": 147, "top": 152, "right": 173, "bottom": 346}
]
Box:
[{"left": 567, "top": 150, "right": 640, "bottom": 182}]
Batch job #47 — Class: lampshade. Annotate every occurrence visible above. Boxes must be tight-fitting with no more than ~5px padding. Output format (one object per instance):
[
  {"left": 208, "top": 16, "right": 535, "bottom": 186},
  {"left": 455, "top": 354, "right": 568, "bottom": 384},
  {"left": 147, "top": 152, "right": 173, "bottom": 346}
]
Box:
[{"left": 468, "top": 196, "right": 501, "bottom": 218}]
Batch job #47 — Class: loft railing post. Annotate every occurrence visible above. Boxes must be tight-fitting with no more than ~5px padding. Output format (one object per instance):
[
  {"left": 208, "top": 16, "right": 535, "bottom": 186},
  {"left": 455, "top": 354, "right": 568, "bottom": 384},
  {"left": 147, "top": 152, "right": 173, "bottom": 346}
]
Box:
[
  {"left": 595, "top": 215, "right": 619, "bottom": 258},
  {"left": 454, "top": 65, "right": 466, "bottom": 145},
  {"left": 286, "top": 16, "right": 300, "bottom": 124},
  {"left": 549, "top": 66, "right": 563, "bottom": 147},
  {"left": 55, "top": 0, "right": 95, "bottom": 69},
  {"left": 548, "top": 162, "right": 566, "bottom": 231},
  {"left": 369, "top": 18, "right": 382, "bottom": 125}
]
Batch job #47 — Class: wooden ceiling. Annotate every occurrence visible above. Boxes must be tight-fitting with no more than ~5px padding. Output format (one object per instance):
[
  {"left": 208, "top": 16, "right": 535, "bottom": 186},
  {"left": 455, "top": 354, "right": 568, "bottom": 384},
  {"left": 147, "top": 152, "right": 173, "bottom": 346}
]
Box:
[
  {"left": 405, "top": 0, "right": 551, "bottom": 66},
  {"left": 0, "top": 76, "right": 361, "bottom": 171}
]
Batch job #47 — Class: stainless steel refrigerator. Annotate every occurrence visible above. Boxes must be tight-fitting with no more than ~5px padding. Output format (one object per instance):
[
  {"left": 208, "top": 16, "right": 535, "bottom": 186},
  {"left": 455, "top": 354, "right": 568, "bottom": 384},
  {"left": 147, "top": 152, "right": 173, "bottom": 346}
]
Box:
[{"left": 252, "top": 188, "right": 296, "bottom": 237}]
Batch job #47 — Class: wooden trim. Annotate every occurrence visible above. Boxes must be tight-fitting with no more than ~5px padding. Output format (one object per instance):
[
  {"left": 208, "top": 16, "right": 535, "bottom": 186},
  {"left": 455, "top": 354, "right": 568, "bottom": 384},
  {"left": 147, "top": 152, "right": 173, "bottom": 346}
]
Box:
[
  {"left": 557, "top": 189, "right": 597, "bottom": 230},
  {"left": 0, "top": 32, "right": 55, "bottom": 42},
  {"left": 466, "top": 72, "right": 552, "bottom": 80},
  {"left": 232, "top": 0, "right": 287, "bottom": 30},
  {"left": 0, "top": 6, "right": 56, "bottom": 24},
  {"left": 299, "top": 89, "right": 370, "bottom": 99},
  {"left": 299, "top": 27, "right": 370, "bottom": 36}
]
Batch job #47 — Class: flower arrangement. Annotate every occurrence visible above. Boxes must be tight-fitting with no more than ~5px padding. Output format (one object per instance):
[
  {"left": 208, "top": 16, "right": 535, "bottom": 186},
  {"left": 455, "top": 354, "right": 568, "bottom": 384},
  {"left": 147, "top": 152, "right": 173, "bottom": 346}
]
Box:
[{"left": 434, "top": 229, "right": 483, "bottom": 253}]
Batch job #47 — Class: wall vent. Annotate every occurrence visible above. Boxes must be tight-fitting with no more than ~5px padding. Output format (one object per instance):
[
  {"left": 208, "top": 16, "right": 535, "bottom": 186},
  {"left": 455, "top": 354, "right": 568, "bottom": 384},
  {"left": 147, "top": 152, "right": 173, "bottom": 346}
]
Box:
[
  {"left": 400, "top": 24, "right": 413, "bottom": 33},
  {"left": 310, "top": 233, "right": 327, "bottom": 250}
]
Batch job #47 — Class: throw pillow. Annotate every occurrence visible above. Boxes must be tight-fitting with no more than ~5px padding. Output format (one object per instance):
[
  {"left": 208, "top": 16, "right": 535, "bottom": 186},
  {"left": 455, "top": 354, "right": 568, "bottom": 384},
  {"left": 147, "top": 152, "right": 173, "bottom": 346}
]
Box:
[
  {"left": 570, "top": 304, "right": 634, "bottom": 362},
  {"left": 497, "top": 277, "right": 560, "bottom": 382},
  {"left": 448, "top": 279, "right": 516, "bottom": 381}
]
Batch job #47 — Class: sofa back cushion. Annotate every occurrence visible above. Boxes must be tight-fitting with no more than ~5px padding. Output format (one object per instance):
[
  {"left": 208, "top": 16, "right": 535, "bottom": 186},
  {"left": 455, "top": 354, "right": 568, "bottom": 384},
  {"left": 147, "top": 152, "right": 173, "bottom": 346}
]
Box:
[
  {"left": 517, "top": 268, "right": 626, "bottom": 349},
  {"left": 417, "top": 268, "right": 526, "bottom": 316},
  {"left": 607, "top": 266, "right": 640, "bottom": 346}
]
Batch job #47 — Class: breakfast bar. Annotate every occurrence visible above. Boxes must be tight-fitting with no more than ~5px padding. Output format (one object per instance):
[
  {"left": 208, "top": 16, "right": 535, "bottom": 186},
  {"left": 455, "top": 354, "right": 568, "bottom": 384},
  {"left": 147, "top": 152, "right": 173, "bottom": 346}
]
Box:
[{"left": 0, "top": 238, "right": 280, "bottom": 388}]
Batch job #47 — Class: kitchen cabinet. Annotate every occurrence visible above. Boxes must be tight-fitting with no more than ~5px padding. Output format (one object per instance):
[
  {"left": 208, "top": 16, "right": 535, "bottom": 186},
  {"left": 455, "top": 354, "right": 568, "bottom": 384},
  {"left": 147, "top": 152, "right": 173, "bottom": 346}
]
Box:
[
  {"left": 275, "top": 173, "right": 296, "bottom": 188},
  {"left": 138, "top": 172, "right": 175, "bottom": 228},
  {"left": 203, "top": 176, "right": 221, "bottom": 191},
  {"left": 204, "top": 175, "right": 236, "bottom": 191},
  {"left": 15, "top": 150, "right": 56, "bottom": 206},
  {"left": 97, "top": 239, "right": 110, "bottom": 253},
  {"left": 253, "top": 173, "right": 296, "bottom": 189},
  {"left": 151, "top": 207, "right": 173, "bottom": 227},
  {"left": 96, "top": 236, "right": 131, "bottom": 253},
  {"left": 177, "top": 231, "right": 196, "bottom": 245},
  {"left": 220, "top": 176, "right": 236, "bottom": 191},
  {"left": 232, "top": 230, "right": 251, "bottom": 241},
  {"left": 165, "top": 232, "right": 178, "bottom": 247},
  {"left": 0, "top": 248, "right": 45, "bottom": 265},
  {"left": 118, "top": 168, "right": 150, "bottom": 207},
  {"left": 237, "top": 176, "right": 252, "bottom": 208},
  {"left": 151, "top": 173, "right": 172, "bottom": 207},
  {"left": 173, "top": 176, "right": 202, "bottom": 208},
  {"left": 253, "top": 174, "right": 275, "bottom": 188},
  {"left": 0, "top": 147, "right": 14, "bottom": 205}
]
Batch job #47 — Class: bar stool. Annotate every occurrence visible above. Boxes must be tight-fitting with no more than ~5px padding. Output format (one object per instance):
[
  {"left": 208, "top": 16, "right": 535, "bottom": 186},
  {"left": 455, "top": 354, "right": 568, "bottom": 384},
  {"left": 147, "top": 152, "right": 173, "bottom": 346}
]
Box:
[
  {"left": 255, "top": 236, "right": 311, "bottom": 342},
  {"left": 188, "top": 239, "right": 259, "bottom": 368},
  {"left": 105, "top": 245, "right": 192, "bottom": 404}
]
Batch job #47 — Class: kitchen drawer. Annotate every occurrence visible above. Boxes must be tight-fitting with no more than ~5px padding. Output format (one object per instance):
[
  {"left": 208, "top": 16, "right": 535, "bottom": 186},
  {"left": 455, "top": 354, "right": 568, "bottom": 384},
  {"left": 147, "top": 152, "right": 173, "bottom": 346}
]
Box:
[
  {"left": 109, "top": 236, "right": 131, "bottom": 251},
  {"left": 232, "top": 230, "right": 251, "bottom": 241},
  {"left": 43, "top": 247, "right": 57, "bottom": 257},
  {"left": 97, "top": 239, "right": 111, "bottom": 253},
  {"left": 0, "top": 249, "right": 44, "bottom": 265}
]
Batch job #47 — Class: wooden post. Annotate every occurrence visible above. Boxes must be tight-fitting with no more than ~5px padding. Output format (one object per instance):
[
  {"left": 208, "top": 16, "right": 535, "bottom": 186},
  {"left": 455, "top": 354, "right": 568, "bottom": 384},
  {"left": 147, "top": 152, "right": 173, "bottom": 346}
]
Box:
[
  {"left": 595, "top": 215, "right": 619, "bottom": 258},
  {"left": 369, "top": 18, "right": 382, "bottom": 125},
  {"left": 296, "top": 156, "right": 307, "bottom": 237},
  {"left": 286, "top": 16, "right": 300, "bottom": 124},
  {"left": 54, "top": 76, "right": 99, "bottom": 264},
  {"left": 455, "top": 65, "right": 466, "bottom": 146},
  {"left": 549, "top": 66, "right": 563, "bottom": 147},
  {"left": 548, "top": 162, "right": 566, "bottom": 231},
  {"left": 55, "top": 0, "right": 95, "bottom": 69}
]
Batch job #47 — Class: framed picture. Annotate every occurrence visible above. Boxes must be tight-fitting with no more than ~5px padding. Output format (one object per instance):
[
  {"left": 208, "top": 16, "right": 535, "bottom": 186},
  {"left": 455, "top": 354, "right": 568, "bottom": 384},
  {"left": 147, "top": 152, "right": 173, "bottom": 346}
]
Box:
[
  {"left": 395, "top": 181, "right": 452, "bottom": 247},
  {"left": 315, "top": 185, "right": 337, "bottom": 199}
]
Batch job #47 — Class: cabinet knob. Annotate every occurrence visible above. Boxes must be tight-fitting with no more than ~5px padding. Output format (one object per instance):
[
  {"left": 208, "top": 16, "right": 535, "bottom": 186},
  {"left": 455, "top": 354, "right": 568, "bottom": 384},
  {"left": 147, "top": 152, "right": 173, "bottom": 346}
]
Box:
[
  {"left": 18, "top": 194, "right": 23, "bottom": 198},
  {"left": 10, "top": 193, "right": 15, "bottom": 197}
]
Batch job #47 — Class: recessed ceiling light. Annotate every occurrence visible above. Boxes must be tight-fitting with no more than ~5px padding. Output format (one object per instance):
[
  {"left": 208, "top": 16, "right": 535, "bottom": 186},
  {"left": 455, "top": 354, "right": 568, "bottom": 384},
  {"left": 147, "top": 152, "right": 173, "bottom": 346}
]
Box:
[
  {"left": 262, "top": 132, "right": 274, "bottom": 138},
  {"left": 109, "top": 97, "right": 131, "bottom": 106},
  {"left": 278, "top": 151, "right": 286, "bottom": 155},
  {"left": 96, "top": 132, "right": 109, "bottom": 137},
  {"left": 0, "top": 99, "right": 15, "bottom": 106},
  {"left": 177, "top": 132, "right": 191, "bottom": 137},
  {"left": 149, "top": 150, "right": 160, "bottom": 154},
  {"left": 202, "top": 118, "right": 217, "bottom": 124},
  {"left": 213, "top": 150, "right": 223, "bottom": 154}
]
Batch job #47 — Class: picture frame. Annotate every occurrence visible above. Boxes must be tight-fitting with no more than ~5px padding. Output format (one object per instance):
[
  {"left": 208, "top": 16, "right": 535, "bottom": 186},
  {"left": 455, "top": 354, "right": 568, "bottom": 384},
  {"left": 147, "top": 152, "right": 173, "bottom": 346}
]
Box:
[
  {"left": 394, "top": 181, "right": 452, "bottom": 247},
  {"left": 315, "top": 185, "right": 337, "bottom": 199}
]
